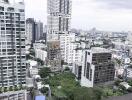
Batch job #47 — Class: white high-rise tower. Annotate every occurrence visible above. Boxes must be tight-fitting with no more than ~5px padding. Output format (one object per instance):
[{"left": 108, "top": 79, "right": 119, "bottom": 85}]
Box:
[
  {"left": 47, "top": 0, "right": 72, "bottom": 40},
  {"left": 0, "top": 0, "right": 26, "bottom": 88}
]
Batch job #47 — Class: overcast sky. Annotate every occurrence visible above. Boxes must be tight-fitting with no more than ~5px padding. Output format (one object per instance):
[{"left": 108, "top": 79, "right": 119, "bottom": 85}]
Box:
[{"left": 24, "top": 0, "right": 132, "bottom": 31}]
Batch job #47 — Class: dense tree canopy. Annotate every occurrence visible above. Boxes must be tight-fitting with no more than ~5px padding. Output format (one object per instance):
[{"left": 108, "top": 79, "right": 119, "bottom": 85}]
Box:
[
  {"left": 39, "top": 67, "right": 51, "bottom": 78},
  {"left": 46, "top": 72, "right": 103, "bottom": 100}
]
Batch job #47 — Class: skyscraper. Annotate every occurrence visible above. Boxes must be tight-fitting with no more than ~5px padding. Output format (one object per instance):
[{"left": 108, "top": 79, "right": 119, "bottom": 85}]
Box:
[
  {"left": 0, "top": 0, "right": 26, "bottom": 88},
  {"left": 26, "top": 19, "right": 44, "bottom": 44},
  {"left": 35, "top": 21, "right": 43, "bottom": 41},
  {"left": 26, "top": 18, "right": 36, "bottom": 44},
  {"left": 47, "top": 0, "right": 72, "bottom": 40}
]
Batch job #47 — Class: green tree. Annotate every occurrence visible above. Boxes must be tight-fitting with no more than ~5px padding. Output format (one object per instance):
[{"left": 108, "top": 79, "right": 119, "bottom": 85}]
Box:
[
  {"left": 114, "top": 80, "right": 122, "bottom": 86},
  {"left": 128, "top": 80, "right": 132, "bottom": 86},
  {"left": 4, "top": 87, "right": 8, "bottom": 92},
  {"left": 0, "top": 87, "right": 2, "bottom": 93},
  {"left": 14, "top": 85, "right": 18, "bottom": 91},
  {"left": 26, "top": 54, "right": 32, "bottom": 60},
  {"left": 29, "top": 49, "right": 35, "bottom": 56},
  {"left": 9, "top": 86, "right": 13, "bottom": 91},
  {"left": 35, "top": 58, "right": 44, "bottom": 65},
  {"left": 64, "top": 67, "right": 70, "bottom": 72},
  {"left": 68, "top": 87, "right": 102, "bottom": 100},
  {"left": 40, "top": 87, "right": 49, "bottom": 96},
  {"left": 39, "top": 67, "right": 51, "bottom": 78}
]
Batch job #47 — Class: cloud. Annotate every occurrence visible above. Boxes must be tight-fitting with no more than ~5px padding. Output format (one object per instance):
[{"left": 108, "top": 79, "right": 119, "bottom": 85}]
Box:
[
  {"left": 95, "top": 0, "right": 132, "bottom": 9},
  {"left": 24, "top": 0, "right": 132, "bottom": 31}
]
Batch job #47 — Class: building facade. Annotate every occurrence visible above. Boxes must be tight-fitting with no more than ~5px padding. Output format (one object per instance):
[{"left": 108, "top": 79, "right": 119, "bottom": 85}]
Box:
[
  {"left": 35, "top": 21, "right": 43, "bottom": 41},
  {"left": 35, "top": 49, "right": 47, "bottom": 62},
  {"left": 81, "top": 47, "right": 115, "bottom": 87},
  {"left": 47, "top": 41, "right": 62, "bottom": 72},
  {"left": 0, "top": 90, "right": 27, "bottom": 100},
  {"left": 26, "top": 18, "right": 36, "bottom": 44},
  {"left": 47, "top": 0, "right": 72, "bottom": 40},
  {"left": 0, "top": 0, "right": 26, "bottom": 87},
  {"left": 60, "top": 33, "right": 75, "bottom": 64}
]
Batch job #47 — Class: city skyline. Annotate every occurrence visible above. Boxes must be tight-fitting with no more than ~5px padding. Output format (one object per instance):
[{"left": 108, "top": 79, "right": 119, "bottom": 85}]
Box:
[{"left": 25, "top": 0, "right": 132, "bottom": 32}]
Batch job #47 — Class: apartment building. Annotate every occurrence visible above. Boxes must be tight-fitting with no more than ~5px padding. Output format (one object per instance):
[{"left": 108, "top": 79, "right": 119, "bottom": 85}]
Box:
[
  {"left": 35, "top": 49, "right": 47, "bottom": 62},
  {"left": 59, "top": 33, "right": 75, "bottom": 64},
  {"left": 0, "top": 0, "right": 26, "bottom": 87},
  {"left": 0, "top": 90, "right": 27, "bottom": 100},
  {"left": 81, "top": 47, "right": 115, "bottom": 87},
  {"left": 26, "top": 18, "right": 36, "bottom": 44}
]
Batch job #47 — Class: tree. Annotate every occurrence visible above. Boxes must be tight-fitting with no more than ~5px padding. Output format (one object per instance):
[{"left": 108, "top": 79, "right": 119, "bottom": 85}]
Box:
[
  {"left": 39, "top": 67, "right": 51, "bottom": 78},
  {"left": 0, "top": 87, "right": 2, "bottom": 93},
  {"left": 68, "top": 87, "right": 103, "bottom": 100},
  {"left": 9, "top": 86, "right": 13, "bottom": 91},
  {"left": 64, "top": 67, "right": 70, "bottom": 72},
  {"left": 18, "top": 84, "right": 23, "bottom": 90},
  {"left": 26, "top": 54, "right": 32, "bottom": 60},
  {"left": 40, "top": 87, "right": 49, "bottom": 96},
  {"left": 14, "top": 85, "right": 18, "bottom": 91},
  {"left": 114, "top": 80, "right": 122, "bottom": 86},
  {"left": 128, "top": 80, "right": 132, "bottom": 86},
  {"left": 29, "top": 49, "right": 35, "bottom": 56},
  {"left": 35, "top": 58, "right": 44, "bottom": 65},
  {"left": 4, "top": 87, "right": 8, "bottom": 92}
]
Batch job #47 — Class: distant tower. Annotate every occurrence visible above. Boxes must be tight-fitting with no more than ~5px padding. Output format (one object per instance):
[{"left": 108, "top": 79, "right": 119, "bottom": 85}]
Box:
[
  {"left": 47, "top": 0, "right": 72, "bottom": 40},
  {"left": 26, "top": 18, "right": 36, "bottom": 44}
]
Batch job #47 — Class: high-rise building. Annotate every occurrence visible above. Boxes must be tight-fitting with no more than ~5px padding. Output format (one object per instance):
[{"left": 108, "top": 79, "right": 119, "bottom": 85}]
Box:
[
  {"left": 26, "top": 18, "right": 36, "bottom": 44},
  {"left": 35, "top": 21, "right": 43, "bottom": 41},
  {"left": 26, "top": 19, "right": 44, "bottom": 44},
  {"left": 47, "top": 0, "right": 72, "bottom": 40},
  {"left": 81, "top": 47, "right": 115, "bottom": 87},
  {"left": 0, "top": 0, "right": 26, "bottom": 88},
  {"left": 60, "top": 33, "right": 75, "bottom": 64}
]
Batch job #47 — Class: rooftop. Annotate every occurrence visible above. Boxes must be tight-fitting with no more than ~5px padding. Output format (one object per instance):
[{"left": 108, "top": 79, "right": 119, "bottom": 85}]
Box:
[
  {"left": 27, "top": 60, "right": 37, "bottom": 66},
  {"left": 91, "top": 47, "right": 111, "bottom": 53}
]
